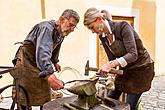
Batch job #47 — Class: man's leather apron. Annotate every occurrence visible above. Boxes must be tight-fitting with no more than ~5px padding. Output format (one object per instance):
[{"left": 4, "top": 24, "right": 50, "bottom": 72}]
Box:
[{"left": 10, "top": 42, "right": 51, "bottom": 106}]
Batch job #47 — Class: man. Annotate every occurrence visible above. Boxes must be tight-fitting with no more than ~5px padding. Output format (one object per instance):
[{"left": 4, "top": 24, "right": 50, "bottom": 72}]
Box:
[
  {"left": 83, "top": 7, "right": 154, "bottom": 110},
  {"left": 11, "top": 9, "right": 80, "bottom": 109}
]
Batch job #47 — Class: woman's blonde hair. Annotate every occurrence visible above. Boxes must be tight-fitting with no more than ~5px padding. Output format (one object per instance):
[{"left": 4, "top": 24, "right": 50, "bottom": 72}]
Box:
[
  {"left": 101, "top": 9, "right": 112, "bottom": 20},
  {"left": 83, "top": 7, "right": 101, "bottom": 26}
]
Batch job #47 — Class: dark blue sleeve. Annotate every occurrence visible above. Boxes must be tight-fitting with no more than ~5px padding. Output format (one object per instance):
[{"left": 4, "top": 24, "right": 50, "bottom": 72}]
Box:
[{"left": 35, "top": 26, "right": 54, "bottom": 78}]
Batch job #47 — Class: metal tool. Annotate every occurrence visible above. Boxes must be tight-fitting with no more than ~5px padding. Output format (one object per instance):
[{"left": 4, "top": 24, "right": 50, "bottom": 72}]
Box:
[
  {"left": 0, "top": 66, "right": 30, "bottom": 110},
  {"left": 63, "top": 77, "right": 101, "bottom": 110},
  {"left": 64, "top": 79, "right": 91, "bottom": 84},
  {"left": 84, "top": 60, "right": 123, "bottom": 76},
  {"left": 43, "top": 76, "right": 130, "bottom": 110}
]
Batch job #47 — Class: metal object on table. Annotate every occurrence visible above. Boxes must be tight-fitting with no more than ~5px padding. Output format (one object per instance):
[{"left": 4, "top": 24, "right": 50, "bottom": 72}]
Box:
[
  {"left": 0, "top": 66, "right": 14, "bottom": 94},
  {"left": 43, "top": 95, "right": 78, "bottom": 110},
  {"left": 0, "top": 66, "right": 13, "bottom": 76},
  {"left": 84, "top": 60, "right": 123, "bottom": 76},
  {"left": 0, "top": 66, "right": 30, "bottom": 110},
  {"left": 66, "top": 77, "right": 98, "bottom": 96},
  {"left": 43, "top": 77, "right": 130, "bottom": 110},
  {"left": 44, "top": 96, "right": 130, "bottom": 110},
  {"left": 65, "top": 77, "right": 101, "bottom": 110}
]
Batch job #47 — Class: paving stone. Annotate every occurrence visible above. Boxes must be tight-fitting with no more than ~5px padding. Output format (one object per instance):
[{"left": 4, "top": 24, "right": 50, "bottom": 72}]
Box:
[
  {"left": 143, "top": 105, "right": 154, "bottom": 109},
  {"left": 141, "top": 75, "right": 165, "bottom": 110},
  {"left": 154, "top": 108, "right": 165, "bottom": 110},
  {"left": 158, "top": 106, "right": 165, "bottom": 109}
]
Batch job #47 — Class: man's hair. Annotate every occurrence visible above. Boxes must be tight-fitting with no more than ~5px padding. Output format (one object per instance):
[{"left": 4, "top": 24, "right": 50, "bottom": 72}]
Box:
[{"left": 61, "top": 9, "right": 80, "bottom": 22}]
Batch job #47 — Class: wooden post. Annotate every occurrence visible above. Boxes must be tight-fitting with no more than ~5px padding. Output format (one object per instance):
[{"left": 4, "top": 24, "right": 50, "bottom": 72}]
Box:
[{"left": 41, "top": 0, "right": 46, "bottom": 19}]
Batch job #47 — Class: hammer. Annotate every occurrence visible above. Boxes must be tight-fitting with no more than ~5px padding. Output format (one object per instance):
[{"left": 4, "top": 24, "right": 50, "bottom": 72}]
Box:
[{"left": 84, "top": 60, "right": 123, "bottom": 76}]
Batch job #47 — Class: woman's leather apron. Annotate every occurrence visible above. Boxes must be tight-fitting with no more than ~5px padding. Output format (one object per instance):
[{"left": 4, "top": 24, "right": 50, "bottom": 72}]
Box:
[
  {"left": 111, "top": 40, "right": 155, "bottom": 94},
  {"left": 100, "top": 39, "right": 155, "bottom": 94}
]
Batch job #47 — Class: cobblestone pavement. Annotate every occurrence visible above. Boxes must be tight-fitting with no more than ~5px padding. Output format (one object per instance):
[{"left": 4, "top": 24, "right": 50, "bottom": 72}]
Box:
[
  {"left": 141, "top": 75, "right": 165, "bottom": 110},
  {"left": 1, "top": 75, "right": 165, "bottom": 110}
]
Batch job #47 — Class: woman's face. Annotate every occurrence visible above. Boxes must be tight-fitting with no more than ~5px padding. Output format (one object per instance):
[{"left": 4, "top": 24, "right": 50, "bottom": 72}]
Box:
[{"left": 87, "top": 17, "right": 104, "bottom": 35}]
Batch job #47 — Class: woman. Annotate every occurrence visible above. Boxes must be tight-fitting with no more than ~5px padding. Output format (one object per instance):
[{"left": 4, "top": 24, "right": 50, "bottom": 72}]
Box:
[{"left": 83, "top": 7, "right": 154, "bottom": 110}]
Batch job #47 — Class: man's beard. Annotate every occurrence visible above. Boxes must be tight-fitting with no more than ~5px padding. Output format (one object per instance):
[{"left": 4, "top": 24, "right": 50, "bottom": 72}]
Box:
[
  {"left": 61, "top": 30, "right": 69, "bottom": 36},
  {"left": 61, "top": 25, "right": 70, "bottom": 37}
]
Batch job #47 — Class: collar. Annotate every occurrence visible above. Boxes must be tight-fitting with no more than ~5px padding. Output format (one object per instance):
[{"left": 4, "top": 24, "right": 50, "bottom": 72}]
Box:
[
  {"left": 102, "top": 19, "right": 112, "bottom": 37},
  {"left": 105, "top": 19, "right": 112, "bottom": 34}
]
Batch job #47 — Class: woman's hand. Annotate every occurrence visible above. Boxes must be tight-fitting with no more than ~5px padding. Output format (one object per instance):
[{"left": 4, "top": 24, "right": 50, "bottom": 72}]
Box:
[{"left": 98, "top": 60, "right": 119, "bottom": 76}]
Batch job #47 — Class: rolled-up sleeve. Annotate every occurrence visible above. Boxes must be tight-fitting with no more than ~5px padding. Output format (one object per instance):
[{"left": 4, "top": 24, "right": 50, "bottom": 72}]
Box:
[
  {"left": 116, "top": 57, "right": 127, "bottom": 67},
  {"left": 36, "top": 26, "right": 54, "bottom": 78}
]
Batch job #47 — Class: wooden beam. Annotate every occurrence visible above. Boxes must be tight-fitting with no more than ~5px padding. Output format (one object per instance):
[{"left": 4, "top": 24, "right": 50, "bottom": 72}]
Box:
[{"left": 41, "top": 0, "right": 46, "bottom": 19}]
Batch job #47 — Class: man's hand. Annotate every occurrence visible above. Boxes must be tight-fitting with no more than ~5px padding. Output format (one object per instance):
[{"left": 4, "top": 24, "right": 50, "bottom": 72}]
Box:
[
  {"left": 47, "top": 74, "right": 64, "bottom": 90},
  {"left": 54, "top": 63, "right": 61, "bottom": 72}
]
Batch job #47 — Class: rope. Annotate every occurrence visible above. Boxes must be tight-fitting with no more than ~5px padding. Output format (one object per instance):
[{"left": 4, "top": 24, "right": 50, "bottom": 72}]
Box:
[
  {"left": 56, "top": 67, "right": 84, "bottom": 96},
  {"left": 57, "top": 67, "right": 83, "bottom": 79}
]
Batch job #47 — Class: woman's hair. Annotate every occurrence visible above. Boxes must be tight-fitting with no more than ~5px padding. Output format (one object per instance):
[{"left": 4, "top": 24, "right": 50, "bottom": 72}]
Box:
[
  {"left": 61, "top": 9, "right": 80, "bottom": 22},
  {"left": 83, "top": 7, "right": 101, "bottom": 26},
  {"left": 101, "top": 9, "right": 112, "bottom": 20}
]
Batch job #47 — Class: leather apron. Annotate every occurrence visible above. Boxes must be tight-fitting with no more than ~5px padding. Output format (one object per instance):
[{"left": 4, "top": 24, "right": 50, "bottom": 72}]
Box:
[
  {"left": 110, "top": 40, "right": 155, "bottom": 94},
  {"left": 100, "top": 39, "right": 155, "bottom": 94},
  {"left": 10, "top": 43, "right": 51, "bottom": 106}
]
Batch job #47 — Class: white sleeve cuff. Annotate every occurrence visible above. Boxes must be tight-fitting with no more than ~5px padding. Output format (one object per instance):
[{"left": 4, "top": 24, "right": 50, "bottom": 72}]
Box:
[{"left": 116, "top": 57, "right": 127, "bottom": 67}]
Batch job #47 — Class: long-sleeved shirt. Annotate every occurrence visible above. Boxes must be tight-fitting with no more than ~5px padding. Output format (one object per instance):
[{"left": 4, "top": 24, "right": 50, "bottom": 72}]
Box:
[{"left": 25, "top": 20, "right": 64, "bottom": 77}]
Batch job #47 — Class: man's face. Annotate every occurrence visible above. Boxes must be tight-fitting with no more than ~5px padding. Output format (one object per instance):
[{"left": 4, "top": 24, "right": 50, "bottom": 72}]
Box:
[{"left": 61, "top": 17, "right": 78, "bottom": 36}]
